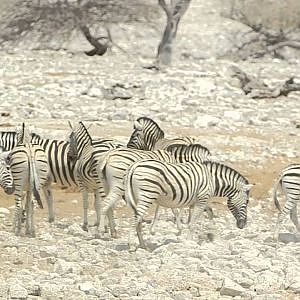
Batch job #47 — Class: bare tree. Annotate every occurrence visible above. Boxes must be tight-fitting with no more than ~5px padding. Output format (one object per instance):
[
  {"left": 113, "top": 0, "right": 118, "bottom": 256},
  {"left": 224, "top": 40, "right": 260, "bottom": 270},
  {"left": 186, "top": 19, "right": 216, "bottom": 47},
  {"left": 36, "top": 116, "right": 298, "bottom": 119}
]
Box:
[{"left": 156, "top": 0, "right": 191, "bottom": 66}]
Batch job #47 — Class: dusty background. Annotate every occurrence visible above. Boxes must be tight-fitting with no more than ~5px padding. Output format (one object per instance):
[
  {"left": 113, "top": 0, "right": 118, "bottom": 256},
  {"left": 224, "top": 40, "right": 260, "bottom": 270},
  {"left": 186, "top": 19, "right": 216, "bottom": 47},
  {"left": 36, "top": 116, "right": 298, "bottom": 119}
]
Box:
[{"left": 0, "top": 0, "right": 300, "bottom": 299}]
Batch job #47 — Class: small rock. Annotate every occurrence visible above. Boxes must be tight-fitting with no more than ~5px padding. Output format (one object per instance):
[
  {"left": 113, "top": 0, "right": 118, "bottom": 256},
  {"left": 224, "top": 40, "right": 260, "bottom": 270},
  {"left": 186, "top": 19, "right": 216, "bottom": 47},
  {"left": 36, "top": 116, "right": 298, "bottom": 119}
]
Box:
[
  {"left": 220, "top": 277, "right": 246, "bottom": 297},
  {"left": 79, "top": 281, "right": 95, "bottom": 294},
  {"left": 9, "top": 284, "right": 28, "bottom": 299},
  {"left": 0, "top": 207, "right": 10, "bottom": 214},
  {"left": 195, "top": 115, "right": 220, "bottom": 127}
]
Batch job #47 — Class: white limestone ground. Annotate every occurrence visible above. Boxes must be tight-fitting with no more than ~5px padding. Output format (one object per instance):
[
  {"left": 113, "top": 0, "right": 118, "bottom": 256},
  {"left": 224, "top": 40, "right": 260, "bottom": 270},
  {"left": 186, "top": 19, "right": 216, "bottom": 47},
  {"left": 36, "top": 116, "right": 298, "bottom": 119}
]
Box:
[
  {"left": 0, "top": 48, "right": 299, "bottom": 300},
  {"left": 0, "top": 1, "right": 300, "bottom": 298}
]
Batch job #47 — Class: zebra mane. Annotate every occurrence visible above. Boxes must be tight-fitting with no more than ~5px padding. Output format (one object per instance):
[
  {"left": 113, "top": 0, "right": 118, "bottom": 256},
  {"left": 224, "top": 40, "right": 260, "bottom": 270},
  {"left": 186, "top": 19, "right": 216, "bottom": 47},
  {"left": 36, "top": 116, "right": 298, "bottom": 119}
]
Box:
[
  {"left": 79, "top": 121, "right": 93, "bottom": 145},
  {"left": 205, "top": 161, "right": 249, "bottom": 185}
]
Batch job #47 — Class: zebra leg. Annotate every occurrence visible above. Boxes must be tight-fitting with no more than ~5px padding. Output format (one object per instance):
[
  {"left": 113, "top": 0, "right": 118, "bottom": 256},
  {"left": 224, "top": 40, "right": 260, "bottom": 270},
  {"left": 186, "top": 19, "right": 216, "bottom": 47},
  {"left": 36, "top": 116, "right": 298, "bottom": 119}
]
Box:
[
  {"left": 26, "top": 191, "right": 36, "bottom": 237},
  {"left": 14, "top": 194, "right": 23, "bottom": 236},
  {"left": 43, "top": 186, "right": 55, "bottom": 223},
  {"left": 25, "top": 191, "right": 31, "bottom": 236},
  {"left": 188, "top": 201, "right": 207, "bottom": 240},
  {"left": 149, "top": 204, "right": 160, "bottom": 235},
  {"left": 101, "top": 191, "right": 119, "bottom": 237},
  {"left": 93, "top": 192, "right": 101, "bottom": 227},
  {"left": 136, "top": 215, "right": 147, "bottom": 249},
  {"left": 290, "top": 205, "right": 300, "bottom": 232},
  {"left": 175, "top": 209, "right": 185, "bottom": 235},
  {"left": 81, "top": 190, "right": 89, "bottom": 231}
]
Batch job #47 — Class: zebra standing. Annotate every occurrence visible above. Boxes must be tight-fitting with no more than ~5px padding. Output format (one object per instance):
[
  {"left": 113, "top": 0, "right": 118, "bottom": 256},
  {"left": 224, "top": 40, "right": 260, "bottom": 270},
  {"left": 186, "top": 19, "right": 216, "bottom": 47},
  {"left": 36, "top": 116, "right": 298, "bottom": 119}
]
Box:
[
  {"left": 96, "top": 142, "right": 213, "bottom": 237},
  {"left": 67, "top": 121, "right": 123, "bottom": 232},
  {"left": 273, "top": 164, "right": 300, "bottom": 241},
  {"left": 31, "top": 125, "right": 122, "bottom": 229},
  {"left": 9, "top": 123, "right": 50, "bottom": 237},
  {"left": 125, "top": 159, "right": 252, "bottom": 249},
  {"left": 127, "top": 116, "right": 198, "bottom": 151},
  {"left": 0, "top": 148, "right": 14, "bottom": 195}
]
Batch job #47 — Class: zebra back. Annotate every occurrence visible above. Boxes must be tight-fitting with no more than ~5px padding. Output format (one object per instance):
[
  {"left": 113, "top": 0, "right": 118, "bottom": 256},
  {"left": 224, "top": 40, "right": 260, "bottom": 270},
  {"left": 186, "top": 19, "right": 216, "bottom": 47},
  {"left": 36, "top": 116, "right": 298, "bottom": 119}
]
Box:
[
  {"left": 0, "top": 131, "right": 18, "bottom": 151},
  {"left": 272, "top": 164, "right": 300, "bottom": 212},
  {"left": 166, "top": 143, "right": 211, "bottom": 163},
  {"left": 9, "top": 143, "right": 49, "bottom": 208}
]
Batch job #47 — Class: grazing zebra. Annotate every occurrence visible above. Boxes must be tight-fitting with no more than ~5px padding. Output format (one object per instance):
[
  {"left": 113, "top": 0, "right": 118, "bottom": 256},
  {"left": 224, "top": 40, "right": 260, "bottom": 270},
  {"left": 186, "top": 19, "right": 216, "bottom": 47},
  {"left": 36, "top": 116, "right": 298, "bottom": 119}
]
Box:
[
  {"left": 0, "top": 130, "right": 18, "bottom": 151},
  {"left": 67, "top": 121, "right": 123, "bottom": 232},
  {"left": 273, "top": 164, "right": 300, "bottom": 240},
  {"left": 125, "top": 159, "right": 252, "bottom": 249},
  {"left": 96, "top": 147, "right": 176, "bottom": 237},
  {"left": 9, "top": 123, "right": 50, "bottom": 237},
  {"left": 0, "top": 149, "right": 14, "bottom": 195},
  {"left": 149, "top": 143, "right": 213, "bottom": 233},
  {"left": 127, "top": 116, "right": 198, "bottom": 151}
]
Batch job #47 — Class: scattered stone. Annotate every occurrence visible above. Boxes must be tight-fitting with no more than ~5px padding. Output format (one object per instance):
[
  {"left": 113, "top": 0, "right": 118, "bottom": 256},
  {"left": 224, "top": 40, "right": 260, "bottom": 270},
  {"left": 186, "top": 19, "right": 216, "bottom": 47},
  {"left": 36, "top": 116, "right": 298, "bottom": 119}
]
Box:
[{"left": 220, "top": 278, "right": 246, "bottom": 297}]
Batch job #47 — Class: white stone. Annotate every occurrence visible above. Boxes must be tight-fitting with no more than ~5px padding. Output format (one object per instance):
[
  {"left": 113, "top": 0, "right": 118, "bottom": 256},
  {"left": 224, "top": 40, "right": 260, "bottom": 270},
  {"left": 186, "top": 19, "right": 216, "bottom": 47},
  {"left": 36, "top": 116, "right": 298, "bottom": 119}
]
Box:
[
  {"left": 0, "top": 207, "right": 10, "bottom": 214},
  {"left": 220, "top": 278, "right": 246, "bottom": 297},
  {"left": 79, "top": 281, "right": 95, "bottom": 294},
  {"left": 224, "top": 110, "right": 243, "bottom": 121},
  {"left": 195, "top": 115, "right": 220, "bottom": 127},
  {"left": 9, "top": 284, "right": 28, "bottom": 299}
]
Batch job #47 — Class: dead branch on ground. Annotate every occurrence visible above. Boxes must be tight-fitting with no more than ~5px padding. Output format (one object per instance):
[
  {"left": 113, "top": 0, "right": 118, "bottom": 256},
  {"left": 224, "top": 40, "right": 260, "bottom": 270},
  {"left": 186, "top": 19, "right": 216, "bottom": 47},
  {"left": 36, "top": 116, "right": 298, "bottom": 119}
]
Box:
[{"left": 230, "top": 66, "right": 300, "bottom": 98}]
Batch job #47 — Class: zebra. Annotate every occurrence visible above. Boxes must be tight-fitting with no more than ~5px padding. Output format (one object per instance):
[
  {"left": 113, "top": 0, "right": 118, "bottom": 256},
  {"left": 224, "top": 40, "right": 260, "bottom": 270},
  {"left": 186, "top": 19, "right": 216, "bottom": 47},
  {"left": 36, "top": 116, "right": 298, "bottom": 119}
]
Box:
[
  {"left": 30, "top": 124, "right": 123, "bottom": 230},
  {"left": 273, "top": 164, "right": 300, "bottom": 241},
  {"left": 125, "top": 159, "right": 252, "bottom": 249},
  {"left": 0, "top": 148, "right": 14, "bottom": 195},
  {"left": 0, "top": 130, "right": 18, "bottom": 151},
  {"left": 67, "top": 121, "right": 123, "bottom": 232},
  {"left": 127, "top": 116, "right": 198, "bottom": 151},
  {"left": 8, "top": 123, "right": 50, "bottom": 237},
  {"left": 149, "top": 143, "right": 213, "bottom": 233},
  {"left": 96, "top": 140, "right": 214, "bottom": 237}
]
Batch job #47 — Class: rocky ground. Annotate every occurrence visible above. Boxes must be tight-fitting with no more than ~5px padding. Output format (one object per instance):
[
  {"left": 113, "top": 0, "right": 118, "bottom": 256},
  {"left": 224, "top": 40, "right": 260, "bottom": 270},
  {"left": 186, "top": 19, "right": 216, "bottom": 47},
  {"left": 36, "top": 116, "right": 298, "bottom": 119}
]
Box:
[{"left": 0, "top": 0, "right": 300, "bottom": 299}]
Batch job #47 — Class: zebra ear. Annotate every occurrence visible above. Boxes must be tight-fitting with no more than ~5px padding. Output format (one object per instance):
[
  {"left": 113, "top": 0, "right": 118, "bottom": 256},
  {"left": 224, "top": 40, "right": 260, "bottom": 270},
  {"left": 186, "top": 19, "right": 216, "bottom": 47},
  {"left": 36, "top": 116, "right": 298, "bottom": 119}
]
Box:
[
  {"left": 243, "top": 183, "right": 254, "bottom": 191},
  {"left": 134, "top": 120, "right": 143, "bottom": 131},
  {"left": 68, "top": 120, "right": 74, "bottom": 130}
]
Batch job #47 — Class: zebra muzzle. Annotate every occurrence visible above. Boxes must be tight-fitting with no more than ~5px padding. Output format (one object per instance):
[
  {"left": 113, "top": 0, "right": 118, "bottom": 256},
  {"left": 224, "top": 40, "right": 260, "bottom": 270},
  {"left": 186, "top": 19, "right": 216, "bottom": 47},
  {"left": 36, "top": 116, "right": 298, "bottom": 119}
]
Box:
[
  {"left": 237, "top": 218, "right": 246, "bottom": 229},
  {"left": 4, "top": 186, "right": 15, "bottom": 195}
]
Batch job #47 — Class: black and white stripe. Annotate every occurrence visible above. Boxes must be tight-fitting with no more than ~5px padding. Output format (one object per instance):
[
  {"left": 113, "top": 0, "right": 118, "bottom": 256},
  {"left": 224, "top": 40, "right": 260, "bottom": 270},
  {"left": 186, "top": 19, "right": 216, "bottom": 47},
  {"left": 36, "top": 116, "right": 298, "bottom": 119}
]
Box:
[
  {"left": 0, "top": 149, "right": 14, "bottom": 195},
  {"left": 273, "top": 164, "right": 300, "bottom": 240},
  {"left": 0, "top": 130, "right": 18, "bottom": 151},
  {"left": 9, "top": 124, "right": 50, "bottom": 237},
  {"left": 97, "top": 147, "right": 176, "bottom": 237},
  {"left": 68, "top": 121, "right": 123, "bottom": 232},
  {"left": 127, "top": 117, "right": 197, "bottom": 151},
  {"left": 125, "top": 159, "right": 252, "bottom": 249}
]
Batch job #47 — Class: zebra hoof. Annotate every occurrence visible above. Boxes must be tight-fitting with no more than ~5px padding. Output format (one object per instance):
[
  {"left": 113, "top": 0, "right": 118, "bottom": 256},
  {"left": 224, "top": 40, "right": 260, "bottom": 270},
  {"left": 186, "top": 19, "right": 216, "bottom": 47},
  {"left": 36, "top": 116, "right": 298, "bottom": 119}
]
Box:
[{"left": 82, "top": 224, "right": 89, "bottom": 232}]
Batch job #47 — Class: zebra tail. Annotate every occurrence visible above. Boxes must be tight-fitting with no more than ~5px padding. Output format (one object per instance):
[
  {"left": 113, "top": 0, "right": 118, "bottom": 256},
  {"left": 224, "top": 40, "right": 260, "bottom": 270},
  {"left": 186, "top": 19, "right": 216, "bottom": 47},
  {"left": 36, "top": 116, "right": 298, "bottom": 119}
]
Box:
[
  {"left": 124, "top": 162, "right": 138, "bottom": 215},
  {"left": 272, "top": 173, "right": 282, "bottom": 212},
  {"left": 28, "top": 146, "right": 43, "bottom": 209}
]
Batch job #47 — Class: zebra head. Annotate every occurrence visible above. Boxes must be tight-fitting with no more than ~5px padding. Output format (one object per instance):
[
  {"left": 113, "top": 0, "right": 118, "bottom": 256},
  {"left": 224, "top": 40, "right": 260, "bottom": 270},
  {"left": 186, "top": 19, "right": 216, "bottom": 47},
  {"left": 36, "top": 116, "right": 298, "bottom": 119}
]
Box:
[
  {"left": 67, "top": 121, "right": 92, "bottom": 161},
  {"left": 127, "top": 117, "right": 164, "bottom": 151},
  {"left": 0, "top": 149, "right": 14, "bottom": 195},
  {"left": 227, "top": 182, "right": 253, "bottom": 229}
]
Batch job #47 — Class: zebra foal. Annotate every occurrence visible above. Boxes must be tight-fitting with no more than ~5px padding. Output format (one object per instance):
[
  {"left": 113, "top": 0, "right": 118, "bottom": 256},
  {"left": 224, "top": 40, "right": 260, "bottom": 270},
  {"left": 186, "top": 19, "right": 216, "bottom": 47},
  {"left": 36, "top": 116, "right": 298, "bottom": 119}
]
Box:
[
  {"left": 125, "top": 159, "right": 252, "bottom": 250},
  {"left": 273, "top": 164, "right": 300, "bottom": 240},
  {"left": 8, "top": 124, "right": 50, "bottom": 237}
]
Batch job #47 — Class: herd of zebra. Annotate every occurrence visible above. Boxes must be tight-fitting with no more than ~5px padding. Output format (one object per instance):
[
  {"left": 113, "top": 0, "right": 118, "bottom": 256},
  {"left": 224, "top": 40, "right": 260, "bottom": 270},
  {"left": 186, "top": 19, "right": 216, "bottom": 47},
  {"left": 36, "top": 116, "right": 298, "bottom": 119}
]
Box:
[{"left": 0, "top": 116, "right": 299, "bottom": 249}]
